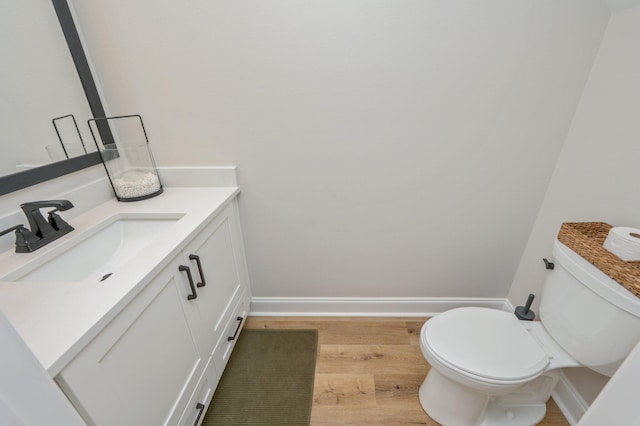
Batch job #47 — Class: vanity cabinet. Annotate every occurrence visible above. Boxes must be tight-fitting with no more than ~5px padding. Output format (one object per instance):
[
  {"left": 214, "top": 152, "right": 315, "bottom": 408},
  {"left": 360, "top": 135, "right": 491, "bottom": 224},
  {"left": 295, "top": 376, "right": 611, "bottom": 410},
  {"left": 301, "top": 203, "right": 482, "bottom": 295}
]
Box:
[{"left": 55, "top": 200, "right": 251, "bottom": 426}]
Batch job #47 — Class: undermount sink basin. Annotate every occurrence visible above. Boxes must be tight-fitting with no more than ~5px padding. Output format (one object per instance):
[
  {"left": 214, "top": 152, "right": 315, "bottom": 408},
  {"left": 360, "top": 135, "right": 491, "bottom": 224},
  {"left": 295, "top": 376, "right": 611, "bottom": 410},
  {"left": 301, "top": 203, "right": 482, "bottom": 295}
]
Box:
[{"left": 10, "top": 215, "right": 182, "bottom": 283}]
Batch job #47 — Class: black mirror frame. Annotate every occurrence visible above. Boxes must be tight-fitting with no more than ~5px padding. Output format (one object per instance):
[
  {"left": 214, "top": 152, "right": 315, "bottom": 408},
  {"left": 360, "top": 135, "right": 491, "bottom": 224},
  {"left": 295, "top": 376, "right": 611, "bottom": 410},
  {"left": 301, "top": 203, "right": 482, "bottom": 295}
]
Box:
[{"left": 0, "top": 0, "right": 106, "bottom": 196}]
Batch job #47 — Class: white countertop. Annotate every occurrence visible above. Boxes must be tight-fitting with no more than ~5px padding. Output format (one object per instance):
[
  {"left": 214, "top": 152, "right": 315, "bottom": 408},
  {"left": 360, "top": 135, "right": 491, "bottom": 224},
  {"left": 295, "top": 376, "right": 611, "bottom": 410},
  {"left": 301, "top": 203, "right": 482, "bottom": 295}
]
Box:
[{"left": 0, "top": 187, "right": 239, "bottom": 376}]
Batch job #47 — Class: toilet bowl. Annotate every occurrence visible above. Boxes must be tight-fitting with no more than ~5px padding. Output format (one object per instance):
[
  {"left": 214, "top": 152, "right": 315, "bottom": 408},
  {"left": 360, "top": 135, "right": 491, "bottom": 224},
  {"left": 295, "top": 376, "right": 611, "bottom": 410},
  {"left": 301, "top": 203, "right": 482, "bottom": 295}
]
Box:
[
  {"left": 417, "top": 239, "right": 640, "bottom": 426},
  {"left": 419, "top": 307, "right": 577, "bottom": 425}
]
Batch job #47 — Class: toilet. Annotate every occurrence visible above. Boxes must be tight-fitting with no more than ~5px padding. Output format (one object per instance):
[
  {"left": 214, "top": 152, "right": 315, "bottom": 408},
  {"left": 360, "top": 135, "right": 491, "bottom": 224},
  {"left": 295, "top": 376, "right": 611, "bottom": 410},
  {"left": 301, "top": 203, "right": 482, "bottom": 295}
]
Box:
[{"left": 418, "top": 238, "right": 640, "bottom": 426}]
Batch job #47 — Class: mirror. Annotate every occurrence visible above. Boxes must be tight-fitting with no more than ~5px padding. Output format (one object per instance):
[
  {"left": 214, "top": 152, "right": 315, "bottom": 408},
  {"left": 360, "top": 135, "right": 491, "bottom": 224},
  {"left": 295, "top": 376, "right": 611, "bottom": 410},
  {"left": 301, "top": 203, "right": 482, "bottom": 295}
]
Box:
[{"left": 0, "top": 0, "right": 107, "bottom": 196}]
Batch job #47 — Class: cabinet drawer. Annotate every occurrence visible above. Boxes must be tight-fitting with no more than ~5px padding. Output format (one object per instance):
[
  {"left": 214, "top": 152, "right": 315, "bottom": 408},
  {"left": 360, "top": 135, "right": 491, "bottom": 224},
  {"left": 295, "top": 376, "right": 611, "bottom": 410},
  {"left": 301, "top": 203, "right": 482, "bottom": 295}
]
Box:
[
  {"left": 212, "top": 294, "right": 250, "bottom": 373},
  {"left": 178, "top": 358, "right": 218, "bottom": 426}
]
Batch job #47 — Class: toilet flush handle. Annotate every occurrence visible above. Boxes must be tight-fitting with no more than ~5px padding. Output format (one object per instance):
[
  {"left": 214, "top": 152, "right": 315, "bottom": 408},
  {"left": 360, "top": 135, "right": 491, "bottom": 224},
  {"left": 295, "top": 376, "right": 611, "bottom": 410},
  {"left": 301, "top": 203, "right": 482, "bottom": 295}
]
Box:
[
  {"left": 542, "top": 258, "right": 555, "bottom": 270},
  {"left": 515, "top": 294, "right": 536, "bottom": 321}
]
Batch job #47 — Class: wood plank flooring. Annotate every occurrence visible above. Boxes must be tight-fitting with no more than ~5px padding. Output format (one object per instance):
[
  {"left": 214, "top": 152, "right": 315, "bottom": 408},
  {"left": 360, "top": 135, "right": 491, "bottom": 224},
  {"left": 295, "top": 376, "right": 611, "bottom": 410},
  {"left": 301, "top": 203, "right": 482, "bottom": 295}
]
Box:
[{"left": 245, "top": 316, "right": 569, "bottom": 426}]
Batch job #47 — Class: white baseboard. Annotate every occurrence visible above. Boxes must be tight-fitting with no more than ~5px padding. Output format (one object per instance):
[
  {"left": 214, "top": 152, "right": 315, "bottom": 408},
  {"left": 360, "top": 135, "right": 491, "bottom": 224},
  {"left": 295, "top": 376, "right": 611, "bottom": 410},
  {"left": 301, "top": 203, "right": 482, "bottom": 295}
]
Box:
[
  {"left": 552, "top": 370, "right": 588, "bottom": 425},
  {"left": 249, "top": 296, "right": 509, "bottom": 317},
  {"left": 503, "top": 298, "right": 515, "bottom": 312}
]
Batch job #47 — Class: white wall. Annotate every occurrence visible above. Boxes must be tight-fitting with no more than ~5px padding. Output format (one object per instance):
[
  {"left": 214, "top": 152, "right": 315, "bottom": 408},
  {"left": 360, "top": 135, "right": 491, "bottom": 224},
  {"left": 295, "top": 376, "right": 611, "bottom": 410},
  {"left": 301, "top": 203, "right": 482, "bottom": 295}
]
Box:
[
  {"left": 72, "top": 0, "right": 609, "bottom": 299},
  {"left": 508, "top": 3, "right": 640, "bottom": 332},
  {"left": 508, "top": 3, "right": 640, "bottom": 414}
]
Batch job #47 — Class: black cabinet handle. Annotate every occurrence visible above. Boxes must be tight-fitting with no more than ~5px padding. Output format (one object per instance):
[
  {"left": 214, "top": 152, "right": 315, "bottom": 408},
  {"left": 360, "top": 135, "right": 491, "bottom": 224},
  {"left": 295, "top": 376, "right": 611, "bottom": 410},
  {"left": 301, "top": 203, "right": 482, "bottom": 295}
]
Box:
[
  {"left": 227, "top": 316, "right": 244, "bottom": 341},
  {"left": 189, "top": 254, "right": 206, "bottom": 288},
  {"left": 193, "top": 402, "right": 205, "bottom": 426},
  {"left": 179, "top": 265, "right": 198, "bottom": 300}
]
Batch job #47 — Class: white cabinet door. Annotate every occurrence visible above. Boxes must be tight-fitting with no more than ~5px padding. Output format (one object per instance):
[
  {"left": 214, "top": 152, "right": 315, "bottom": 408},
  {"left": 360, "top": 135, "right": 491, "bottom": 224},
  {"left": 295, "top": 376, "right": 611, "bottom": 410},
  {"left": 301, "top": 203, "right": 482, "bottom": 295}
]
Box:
[
  {"left": 56, "top": 258, "right": 205, "bottom": 426},
  {"left": 177, "top": 202, "right": 246, "bottom": 357}
]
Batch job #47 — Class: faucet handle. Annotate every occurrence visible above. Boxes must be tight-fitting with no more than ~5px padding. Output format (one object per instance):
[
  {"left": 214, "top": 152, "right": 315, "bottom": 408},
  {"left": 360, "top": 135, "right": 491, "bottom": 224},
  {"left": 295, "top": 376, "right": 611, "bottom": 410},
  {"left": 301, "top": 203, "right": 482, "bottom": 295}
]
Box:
[
  {"left": 0, "top": 224, "right": 40, "bottom": 253},
  {"left": 47, "top": 211, "right": 74, "bottom": 232},
  {"left": 0, "top": 224, "right": 25, "bottom": 238}
]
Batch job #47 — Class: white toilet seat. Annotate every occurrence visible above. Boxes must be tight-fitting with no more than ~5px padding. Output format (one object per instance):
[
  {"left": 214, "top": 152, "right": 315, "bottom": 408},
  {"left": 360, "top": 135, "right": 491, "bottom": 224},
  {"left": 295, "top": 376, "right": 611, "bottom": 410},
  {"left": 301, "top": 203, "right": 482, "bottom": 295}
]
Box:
[{"left": 421, "top": 307, "right": 549, "bottom": 390}]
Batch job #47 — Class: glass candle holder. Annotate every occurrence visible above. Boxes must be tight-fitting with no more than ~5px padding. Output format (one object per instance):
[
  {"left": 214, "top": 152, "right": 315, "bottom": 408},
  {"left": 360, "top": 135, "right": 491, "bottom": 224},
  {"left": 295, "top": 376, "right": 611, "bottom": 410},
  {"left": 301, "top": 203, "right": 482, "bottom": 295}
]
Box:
[{"left": 88, "top": 115, "right": 163, "bottom": 201}]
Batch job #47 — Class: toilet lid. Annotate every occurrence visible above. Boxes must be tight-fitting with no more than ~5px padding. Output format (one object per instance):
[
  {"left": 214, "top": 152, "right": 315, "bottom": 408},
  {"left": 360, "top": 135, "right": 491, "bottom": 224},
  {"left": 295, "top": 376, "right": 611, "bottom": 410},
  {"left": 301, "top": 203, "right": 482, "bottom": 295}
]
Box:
[{"left": 423, "top": 307, "right": 549, "bottom": 382}]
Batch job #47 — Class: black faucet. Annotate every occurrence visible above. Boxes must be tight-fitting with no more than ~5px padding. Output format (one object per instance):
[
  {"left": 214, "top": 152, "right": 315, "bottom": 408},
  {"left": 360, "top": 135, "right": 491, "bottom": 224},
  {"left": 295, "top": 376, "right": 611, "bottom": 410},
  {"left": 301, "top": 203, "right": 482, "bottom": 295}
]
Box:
[{"left": 0, "top": 200, "right": 74, "bottom": 253}]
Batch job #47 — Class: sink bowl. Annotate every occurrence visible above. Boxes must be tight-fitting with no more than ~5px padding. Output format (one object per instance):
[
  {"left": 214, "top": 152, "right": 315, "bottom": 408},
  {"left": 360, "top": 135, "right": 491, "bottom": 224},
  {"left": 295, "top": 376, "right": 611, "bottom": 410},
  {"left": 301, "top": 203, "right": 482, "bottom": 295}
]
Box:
[{"left": 11, "top": 215, "right": 181, "bottom": 283}]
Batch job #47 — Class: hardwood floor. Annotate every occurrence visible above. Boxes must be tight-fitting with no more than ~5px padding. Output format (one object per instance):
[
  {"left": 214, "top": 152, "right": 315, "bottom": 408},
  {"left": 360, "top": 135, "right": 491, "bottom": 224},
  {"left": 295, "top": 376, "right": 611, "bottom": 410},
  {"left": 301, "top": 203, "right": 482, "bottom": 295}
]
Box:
[{"left": 245, "top": 316, "right": 569, "bottom": 426}]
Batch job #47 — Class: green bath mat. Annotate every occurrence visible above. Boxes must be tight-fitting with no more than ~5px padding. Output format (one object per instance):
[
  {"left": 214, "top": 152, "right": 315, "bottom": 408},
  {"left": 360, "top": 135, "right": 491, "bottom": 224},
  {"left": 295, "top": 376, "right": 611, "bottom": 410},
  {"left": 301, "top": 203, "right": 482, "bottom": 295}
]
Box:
[{"left": 202, "top": 329, "right": 318, "bottom": 425}]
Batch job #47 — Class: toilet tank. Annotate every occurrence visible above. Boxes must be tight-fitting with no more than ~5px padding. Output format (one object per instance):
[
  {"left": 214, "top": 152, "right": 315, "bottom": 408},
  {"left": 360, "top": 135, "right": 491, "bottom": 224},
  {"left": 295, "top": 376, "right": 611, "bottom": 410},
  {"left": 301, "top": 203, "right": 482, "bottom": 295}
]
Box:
[{"left": 540, "top": 239, "right": 640, "bottom": 377}]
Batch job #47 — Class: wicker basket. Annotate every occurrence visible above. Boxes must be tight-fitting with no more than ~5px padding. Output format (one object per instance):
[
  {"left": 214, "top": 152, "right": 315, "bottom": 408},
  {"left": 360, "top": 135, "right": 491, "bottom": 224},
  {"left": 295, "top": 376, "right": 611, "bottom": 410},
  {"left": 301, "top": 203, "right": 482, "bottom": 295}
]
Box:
[{"left": 557, "top": 222, "right": 640, "bottom": 298}]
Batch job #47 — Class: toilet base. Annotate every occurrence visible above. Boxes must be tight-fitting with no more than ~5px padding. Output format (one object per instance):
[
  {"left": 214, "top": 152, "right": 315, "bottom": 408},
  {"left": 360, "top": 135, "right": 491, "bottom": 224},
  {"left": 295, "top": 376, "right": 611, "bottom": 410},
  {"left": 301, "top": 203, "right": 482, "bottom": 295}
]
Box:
[
  {"left": 419, "top": 369, "right": 489, "bottom": 426},
  {"left": 419, "top": 369, "right": 549, "bottom": 426},
  {"left": 479, "top": 400, "right": 546, "bottom": 426}
]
